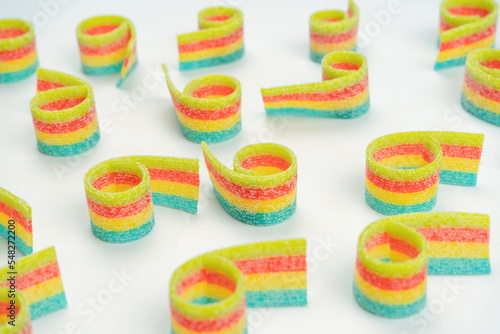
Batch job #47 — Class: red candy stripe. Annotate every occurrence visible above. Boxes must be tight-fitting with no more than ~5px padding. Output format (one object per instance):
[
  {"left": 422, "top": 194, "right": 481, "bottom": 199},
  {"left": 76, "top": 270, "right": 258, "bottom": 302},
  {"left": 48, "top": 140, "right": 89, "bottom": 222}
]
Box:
[
  {"left": 310, "top": 26, "right": 358, "bottom": 44},
  {"left": 172, "top": 97, "right": 240, "bottom": 120},
  {"left": 0, "top": 201, "right": 31, "bottom": 233},
  {"left": 178, "top": 27, "right": 243, "bottom": 53},
  {"left": 93, "top": 172, "right": 142, "bottom": 190},
  {"left": 0, "top": 262, "right": 60, "bottom": 290},
  {"left": 233, "top": 255, "right": 306, "bottom": 275},
  {"left": 86, "top": 192, "right": 152, "bottom": 219},
  {"left": 440, "top": 23, "right": 496, "bottom": 51},
  {"left": 33, "top": 107, "right": 96, "bottom": 134},
  {"left": 415, "top": 227, "right": 489, "bottom": 243},
  {"left": 171, "top": 301, "right": 245, "bottom": 332},
  {"left": 147, "top": 168, "right": 200, "bottom": 186},
  {"left": 366, "top": 167, "right": 440, "bottom": 193}
]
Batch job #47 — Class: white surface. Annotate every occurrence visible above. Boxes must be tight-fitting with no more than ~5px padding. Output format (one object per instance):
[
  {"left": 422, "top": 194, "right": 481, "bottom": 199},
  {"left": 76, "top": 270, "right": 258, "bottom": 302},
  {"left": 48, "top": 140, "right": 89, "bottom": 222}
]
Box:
[{"left": 0, "top": 0, "right": 499, "bottom": 333}]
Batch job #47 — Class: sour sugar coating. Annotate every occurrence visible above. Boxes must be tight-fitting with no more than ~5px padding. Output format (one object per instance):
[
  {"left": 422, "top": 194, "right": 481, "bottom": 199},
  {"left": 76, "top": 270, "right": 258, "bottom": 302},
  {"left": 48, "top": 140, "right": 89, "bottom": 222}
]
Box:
[
  {"left": 162, "top": 65, "right": 242, "bottom": 143},
  {"left": 462, "top": 48, "right": 500, "bottom": 126},
  {"left": 365, "top": 131, "right": 484, "bottom": 215},
  {"left": 84, "top": 156, "right": 199, "bottom": 243},
  {"left": 0, "top": 19, "right": 38, "bottom": 83},
  {"left": 0, "top": 287, "right": 31, "bottom": 333},
  {"left": 30, "top": 69, "right": 100, "bottom": 157},
  {"left": 202, "top": 142, "right": 298, "bottom": 226},
  {"left": 170, "top": 239, "right": 307, "bottom": 333},
  {"left": 76, "top": 15, "right": 137, "bottom": 86},
  {"left": 177, "top": 7, "right": 244, "bottom": 70},
  {"left": 309, "top": 0, "right": 359, "bottom": 63},
  {"left": 0, "top": 187, "right": 32, "bottom": 255},
  {"left": 436, "top": 0, "right": 498, "bottom": 70},
  {"left": 261, "top": 51, "right": 369, "bottom": 118}
]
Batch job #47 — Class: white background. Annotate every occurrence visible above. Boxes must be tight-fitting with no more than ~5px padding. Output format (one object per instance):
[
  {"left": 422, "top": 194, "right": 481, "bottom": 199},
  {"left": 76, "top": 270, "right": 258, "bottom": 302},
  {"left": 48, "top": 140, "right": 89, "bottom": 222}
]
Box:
[{"left": 0, "top": 0, "right": 499, "bottom": 333}]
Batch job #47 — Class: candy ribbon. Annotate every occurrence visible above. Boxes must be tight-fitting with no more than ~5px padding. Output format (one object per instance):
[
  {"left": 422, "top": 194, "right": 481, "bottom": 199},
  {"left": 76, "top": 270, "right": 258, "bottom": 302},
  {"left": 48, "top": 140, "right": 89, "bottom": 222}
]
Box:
[
  {"left": 170, "top": 239, "right": 307, "bottom": 333},
  {"left": 354, "top": 212, "right": 490, "bottom": 318},
  {"left": 202, "top": 142, "right": 298, "bottom": 226},
  {"left": 76, "top": 15, "right": 137, "bottom": 86},
  {"left": 462, "top": 48, "right": 500, "bottom": 126},
  {"left": 309, "top": 0, "right": 359, "bottom": 62},
  {"left": 365, "top": 131, "right": 484, "bottom": 215},
  {"left": 261, "top": 51, "right": 369, "bottom": 118},
  {"left": 0, "top": 19, "right": 38, "bottom": 83},
  {"left": 84, "top": 156, "right": 199, "bottom": 243},
  {"left": 0, "top": 187, "right": 32, "bottom": 255},
  {"left": 436, "top": 0, "right": 498, "bottom": 70},
  {"left": 162, "top": 65, "right": 242, "bottom": 143},
  {"left": 30, "top": 68, "right": 100, "bottom": 157},
  {"left": 177, "top": 7, "right": 244, "bottom": 71}
]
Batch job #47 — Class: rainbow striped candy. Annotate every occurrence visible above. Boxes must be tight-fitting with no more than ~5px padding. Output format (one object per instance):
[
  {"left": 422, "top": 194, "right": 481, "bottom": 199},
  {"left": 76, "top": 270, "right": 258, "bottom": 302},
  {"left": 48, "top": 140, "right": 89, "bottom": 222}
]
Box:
[
  {"left": 0, "top": 247, "right": 67, "bottom": 320},
  {"left": 178, "top": 7, "right": 244, "bottom": 71},
  {"left": 0, "top": 19, "right": 38, "bottom": 83},
  {"left": 261, "top": 51, "right": 369, "bottom": 118},
  {"left": 462, "top": 48, "right": 500, "bottom": 126},
  {"left": 0, "top": 187, "right": 32, "bottom": 255},
  {"left": 162, "top": 65, "right": 241, "bottom": 143},
  {"left": 84, "top": 156, "right": 199, "bottom": 243},
  {"left": 202, "top": 142, "right": 297, "bottom": 226},
  {"left": 170, "top": 239, "right": 307, "bottom": 333},
  {"left": 76, "top": 16, "right": 137, "bottom": 86},
  {"left": 309, "top": 0, "right": 359, "bottom": 62},
  {"left": 30, "top": 68, "right": 100, "bottom": 157},
  {"left": 0, "top": 287, "right": 31, "bottom": 333},
  {"left": 436, "top": 0, "right": 498, "bottom": 70},
  {"left": 354, "top": 212, "right": 490, "bottom": 318},
  {"left": 365, "top": 131, "right": 484, "bottom": 215}
]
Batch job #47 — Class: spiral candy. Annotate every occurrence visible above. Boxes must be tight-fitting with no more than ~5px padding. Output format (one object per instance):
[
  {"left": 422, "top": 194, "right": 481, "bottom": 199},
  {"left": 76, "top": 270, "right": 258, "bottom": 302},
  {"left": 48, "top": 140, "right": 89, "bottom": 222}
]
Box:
[
  {"left": 202, "top": 142, "right": 297, "bottom": 226},
  {"left": 365, "top": 131, "right": 484, "bottom": 215},
  {"left": 461, "top": 48, "right": 500, "bottom": 126},
  {"left": 30, "top": 69, "right": 100, "bottom": 156},
  {"left": 170, "top": 239, "right": 307, "bottom": 333},
  {"left": 0, "top": 19, "right": 38, "bottom": 83},
  {"left": 309, "top": 0, "right": 359, "bottom": 62},
  {"left": 177, "top": 7, "right": 244, "bottom": 70},
  {"left": 436, "top": 0, "right": 498, "bottom": 70},
  {"left": 84, "top": 156, "right": 199, "bottom": 243},
  {"left": 76, "top": 16, "right": 137, "bottom": 86},
  {"left": 162, "top": 65, "right": 242, "bottom": 143},
  {"left": 261, "top": 51, "right": 369, "bottom": 118}
]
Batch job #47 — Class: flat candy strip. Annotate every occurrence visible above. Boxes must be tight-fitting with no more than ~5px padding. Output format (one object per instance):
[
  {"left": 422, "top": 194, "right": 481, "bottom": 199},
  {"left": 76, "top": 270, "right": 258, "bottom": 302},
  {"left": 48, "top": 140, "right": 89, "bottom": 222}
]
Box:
[
  {"left": 309, "top": 0, "right": 359, "bottom": 62},
  {"left": 366, "top": 131, "right": 484, "bottom": 215},
  {"left": 461, "top": 48, "right": 500, "bottom": 126},
  {"left": 436, "top": 0, "right": 498, "bottom": 70},
  {"left": 30, "top": 68, "right": 100, "bottom": 157},
  {"left": 84, "top": 156, "right": 199, "bottom": 243},
  {"left": 0, "top": 287, "right": 31, "bottom": 333},
  {"left": 202, "top": 142, "right": 297, "bottom": 226},
  {"left": 162, "top": 65, "right": 242, "bottom": 143},
  {"left": 261, "top": 51, "right": 369, "bottom": 118},
  {"left": 0, "top": 19, "right": 38, "bottom": 83},
  {"left": 0, "top": 187, "right": 32, "bottom": 255},
  {"left": 170, "top": 239, "right": 307, "bottom": 333},
  {"left": 177, "top": 7, "right": 244, "bottom": 70},
  {"left": 76, "top": 16, "right": 137, "bottom": 86},
  {"left": 0, "top": 247, "right": 67, "bottom": 320}
]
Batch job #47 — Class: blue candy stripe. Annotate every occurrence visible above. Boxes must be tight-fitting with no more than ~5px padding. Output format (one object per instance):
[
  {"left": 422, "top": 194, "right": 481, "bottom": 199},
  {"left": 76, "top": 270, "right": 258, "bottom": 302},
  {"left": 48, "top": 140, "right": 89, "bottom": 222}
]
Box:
[
  {"left": 179, "top": 47, "right": 244, "bottom": 71},
  {"left": 213, "top": 188, "right": 296, "bottom": 226},
  {"left": 428, "top": 258, "right": 490, "bottom": 275},
  {"left": 36, "top": 130, "right": 100, "bottom": 157},
  {"left": 152, "top": 193, "right": 198, "bottom": 214},
  {"left": 353, "top": 284, "right": 426, "bottom": 318},
  {"left": 461, "top": 94, "right": 500, "bottom": 126},
  {"left": 434, "top": 57, "right": 467, "bottom": 70},
  {"left": 265, "top": 99, "right": 369, "bottom": 118},
  {"left": 82, "top": 61, "right": 123, "bottom": 76},
  {"left": 246, "top": 289, "right": 307, "bottom": 307},
  {"left": 365, "top": 190, "right": 437, "bottom": 216},
  {"left": 0, "top": 223, "right": 31, "bottom": 255},
  {"left": 440, "top": 169, "right": 478, "bottom": 186},
  {"left": 0, "top": 60, "right": 38, "bottom": 83},
  {"left": 30, "top": 292, "right": 68, "bottom": 320},
  {"left": 180, "top": 121, "right": 241, "bottom": 143},
  {"left": 90, "top": 216, "right": 155, "bottom": 243}
]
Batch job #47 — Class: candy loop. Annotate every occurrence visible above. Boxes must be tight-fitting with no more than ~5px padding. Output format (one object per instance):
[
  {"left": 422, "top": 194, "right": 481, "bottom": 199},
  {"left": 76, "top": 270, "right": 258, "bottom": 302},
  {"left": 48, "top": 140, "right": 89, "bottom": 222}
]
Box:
[
  {"left": 84, "top": 156, "right": 199, "bottom": 243},
  {"left": 177, "top": 7, "right": 244, "bottom": 70},
  {"left": 461, "top": 48, "right": 500, "bottom": 126},
  {"left": 365, "top": 131, "right": 484, "bottom": 215},
  {"left": 76, "top": 15, "right": 137, "bottom": 86},
  {"left": 30, "top": 69, "right": 100, "bottom": 157},
  {"left": 309, "top": 0, "right": 359, "bottom": 62},
  {"left": 162, "top": 65, "right": 242, "bottom": 143},
  {"left": 0, "top": 287, "right": 31, "bottom": 333},
  {"left": 170, "top": 239, "right": 307, "bottom": 333},
  {"left": 202, "top": 142, "right": 298, "bottom": 226},
  {"left": 0, "top": 187, "right": 32, "bottom": 255},
  {"left": 261, "top": 51, "right": 369, "bottom": 118},
  {"left": 354, "top": 212, "right": 490, "bottom": 318},
  {"left": 436, "top": 0, "right": 498, "bottom": 70},
  {"left": 0, "top": 19, "right": 38, "bottom": 83}
]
